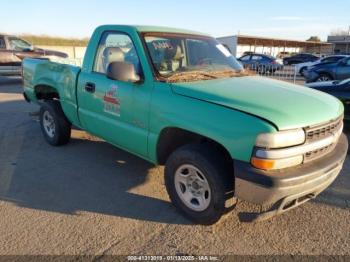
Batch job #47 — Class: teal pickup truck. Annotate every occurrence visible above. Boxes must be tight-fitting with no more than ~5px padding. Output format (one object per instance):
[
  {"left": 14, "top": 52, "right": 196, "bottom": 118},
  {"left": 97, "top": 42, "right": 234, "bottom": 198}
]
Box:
[{"left": 23, "top": 25, "right": 348, "bottom": 224}]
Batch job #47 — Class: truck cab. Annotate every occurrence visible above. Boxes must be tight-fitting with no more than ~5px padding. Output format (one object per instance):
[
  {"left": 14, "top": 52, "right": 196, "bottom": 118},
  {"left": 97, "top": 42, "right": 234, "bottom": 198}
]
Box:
[{"left": 22, "top": 25, "right": 348, "bottom": 224}]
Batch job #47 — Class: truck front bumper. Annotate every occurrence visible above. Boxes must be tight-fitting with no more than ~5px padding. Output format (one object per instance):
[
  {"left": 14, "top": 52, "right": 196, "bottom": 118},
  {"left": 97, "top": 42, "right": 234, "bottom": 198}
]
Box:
[{"left": 234, "top": 133, "right": 348, "bottom": 221}]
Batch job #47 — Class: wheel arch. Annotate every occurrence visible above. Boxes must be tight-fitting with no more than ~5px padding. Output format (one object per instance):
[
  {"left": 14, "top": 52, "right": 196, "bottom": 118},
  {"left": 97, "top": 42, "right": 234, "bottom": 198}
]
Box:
[
  {"left": 156, "top": 127, "right": 233, "bottom": 171},
  {"left": 34, "top": 84, "right": 60, "bottom": 100},
  {"left": 299, "top": 66, "right": 307, "bottom": 74},
  {"left": 33, "top": 83, "right": 79, "bottom": 126}
]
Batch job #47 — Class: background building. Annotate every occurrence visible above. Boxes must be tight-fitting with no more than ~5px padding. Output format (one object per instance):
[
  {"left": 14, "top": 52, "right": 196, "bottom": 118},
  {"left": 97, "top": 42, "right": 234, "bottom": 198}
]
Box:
[
  {"left": 327, "top": 35, "right": 350, "bottom": 54},
  {"left": 217, "top": 35, "right": 333, "bottom": 58}
]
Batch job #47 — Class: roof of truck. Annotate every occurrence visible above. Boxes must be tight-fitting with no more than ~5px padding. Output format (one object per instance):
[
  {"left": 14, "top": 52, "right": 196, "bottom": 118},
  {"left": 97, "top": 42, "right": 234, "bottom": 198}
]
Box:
[
  {"left": 135, "top": 25, "right": 208, "bottom": 35},
  {"left": 97, "top": 25, "right": 209, "bottom": 36}
]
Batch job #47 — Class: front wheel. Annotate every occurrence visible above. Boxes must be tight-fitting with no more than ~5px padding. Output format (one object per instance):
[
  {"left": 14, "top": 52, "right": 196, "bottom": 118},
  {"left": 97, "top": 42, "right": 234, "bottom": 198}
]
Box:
[
  {"left": 165, "top": 144, "right": 233, "bottom": 225},
  {"left": 316, "top": 73, "right": 333, "bottom": 82},
  {"left": 39, "top": 101, "right": 71, "bottom": 146}
]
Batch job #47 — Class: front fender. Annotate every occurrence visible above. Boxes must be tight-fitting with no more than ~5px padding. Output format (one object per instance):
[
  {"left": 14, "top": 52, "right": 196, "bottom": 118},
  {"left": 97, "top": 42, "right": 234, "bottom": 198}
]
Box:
[{"left": 148, "top": 83, "right": 276, "bottom": 163}]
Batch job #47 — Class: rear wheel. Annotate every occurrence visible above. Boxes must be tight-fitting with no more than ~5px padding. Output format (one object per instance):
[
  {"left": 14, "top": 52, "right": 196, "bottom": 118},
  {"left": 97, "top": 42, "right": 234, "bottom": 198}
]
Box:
[
  {"left": 316, "top": 73, "right": 333, "bottom": 82},
  {"left": 39, "top": 101, "right": 71, "bottom": 146},
  {"left": 165, "top": 144, "right": 233, "bottom": 225}
]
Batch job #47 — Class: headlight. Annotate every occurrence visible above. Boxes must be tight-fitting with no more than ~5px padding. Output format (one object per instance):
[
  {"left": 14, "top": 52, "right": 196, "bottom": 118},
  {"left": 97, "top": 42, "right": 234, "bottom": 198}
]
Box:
[
  {"left": 252, "top": 129, "right": 306, "bottom": 170},
  {"left": 255, "top": 129, "right": 305, "bottom": 148}
]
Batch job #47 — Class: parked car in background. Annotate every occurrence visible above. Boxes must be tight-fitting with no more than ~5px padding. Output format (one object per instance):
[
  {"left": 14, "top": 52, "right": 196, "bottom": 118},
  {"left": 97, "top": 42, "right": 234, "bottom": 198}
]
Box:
[
  {"left": 305, "top": 78, "right": 350, "bottom": 120},
  {"left": 0, "top": 34, "right": 68, "bottom": 75},
  {"left": 304, "top": 56, "right": 350, "bottom": 83},
  {"left": 238, "top": 53, "right": 283, "bottom": 73},
  {"left": 277, "top": 51, "right": 293, "bottom": 59},
  {"left": 283, "top": 53, "right": 319, "bottom": 65},
  {"left": 296, "top": 55, "right": 349, "bottom": 76}
]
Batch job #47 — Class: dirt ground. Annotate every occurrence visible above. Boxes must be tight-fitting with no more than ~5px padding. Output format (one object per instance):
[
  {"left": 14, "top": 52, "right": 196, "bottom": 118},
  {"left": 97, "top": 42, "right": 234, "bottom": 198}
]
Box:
[{"left": 0, "top": 76, "right": 349, "bottom": 256}]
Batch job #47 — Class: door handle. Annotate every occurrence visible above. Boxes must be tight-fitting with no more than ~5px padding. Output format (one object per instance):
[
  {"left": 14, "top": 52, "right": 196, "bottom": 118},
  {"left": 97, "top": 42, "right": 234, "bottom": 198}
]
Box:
[{"left": 85, "top": 82, "right": 95, "bottom": 93}]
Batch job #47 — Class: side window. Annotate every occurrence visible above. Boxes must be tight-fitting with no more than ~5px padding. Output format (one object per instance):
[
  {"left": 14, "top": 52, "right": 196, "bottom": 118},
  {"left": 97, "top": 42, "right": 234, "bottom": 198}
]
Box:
[
  {"left": 251, "top": 55, "right": 262, "bottom": 61},
  {"left": 93, "top": 32, "right": 142, "bottom": 76},
  {"left": 7, "top": 37, "right": 31, "bottom": 51},
  {"left": 240, "top": 55, "right": 250, "bottom": 61},
  {"left": 321, "top": 57, "right": 332, "bottom": 63},
  {"left": 0, "top": 37, "right": 5, "bottom": 49},
  {"left": 322, "top": 57, "right": 341, "bottom": 63}
]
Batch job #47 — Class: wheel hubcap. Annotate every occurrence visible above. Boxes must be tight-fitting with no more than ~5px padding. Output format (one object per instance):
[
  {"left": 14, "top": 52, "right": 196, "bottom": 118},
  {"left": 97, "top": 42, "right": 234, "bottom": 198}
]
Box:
[
  {"left": 317, "top": 76, "right": 330, "bottom": 82},
  {"left": 174, "top": 164, "right": 211, "bottom": 211},
  {"left": 43, "top": 111, "right": 55, "bottom": 138}
]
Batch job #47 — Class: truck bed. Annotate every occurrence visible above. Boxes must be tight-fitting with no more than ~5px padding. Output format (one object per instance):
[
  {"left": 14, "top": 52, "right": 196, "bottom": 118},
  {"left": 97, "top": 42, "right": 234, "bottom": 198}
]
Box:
[{"left": 22, "top": 58, "right": 82, "bottom": 126}]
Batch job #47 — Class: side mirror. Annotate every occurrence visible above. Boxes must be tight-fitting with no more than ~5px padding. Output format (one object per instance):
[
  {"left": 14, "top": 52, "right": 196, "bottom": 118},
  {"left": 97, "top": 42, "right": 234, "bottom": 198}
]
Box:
[{"left": 107, "top": 62, "right": 141, "bottom": 83}]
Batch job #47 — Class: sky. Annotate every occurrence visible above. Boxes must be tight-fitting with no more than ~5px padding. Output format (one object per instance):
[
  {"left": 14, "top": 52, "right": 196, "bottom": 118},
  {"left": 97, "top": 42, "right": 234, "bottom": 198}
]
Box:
[{"left": 0, "top": 0, "right": 349, "bottom": 41}]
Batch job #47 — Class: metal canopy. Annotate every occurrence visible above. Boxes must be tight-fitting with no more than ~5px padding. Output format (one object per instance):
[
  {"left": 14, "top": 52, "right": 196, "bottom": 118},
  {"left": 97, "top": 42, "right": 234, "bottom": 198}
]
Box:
[{"left": 236, "top": 35, "right": 331, "bottom": 48}]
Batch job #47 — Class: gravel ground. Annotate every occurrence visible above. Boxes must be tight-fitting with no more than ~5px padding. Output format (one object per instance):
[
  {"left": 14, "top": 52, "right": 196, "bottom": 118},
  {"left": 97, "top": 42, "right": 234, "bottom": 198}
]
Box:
[{"left": 0, "top": 76, "right": 349, "bottom": 256}]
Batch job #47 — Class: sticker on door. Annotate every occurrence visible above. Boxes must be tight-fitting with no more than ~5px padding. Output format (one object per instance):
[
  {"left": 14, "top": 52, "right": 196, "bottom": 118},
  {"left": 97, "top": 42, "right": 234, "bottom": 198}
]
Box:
[{"left": 103, "top": 84, "right": 120, "bottom": 117}]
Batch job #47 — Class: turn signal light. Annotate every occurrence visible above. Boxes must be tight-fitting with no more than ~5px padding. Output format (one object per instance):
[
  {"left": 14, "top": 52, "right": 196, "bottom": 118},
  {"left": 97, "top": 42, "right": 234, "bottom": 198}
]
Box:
[
  {"left": 251, "top": 155, "right": 303, "bottom": 170},
  {"left": 251, "top": 157, "right": 275, "bottom": 170}
]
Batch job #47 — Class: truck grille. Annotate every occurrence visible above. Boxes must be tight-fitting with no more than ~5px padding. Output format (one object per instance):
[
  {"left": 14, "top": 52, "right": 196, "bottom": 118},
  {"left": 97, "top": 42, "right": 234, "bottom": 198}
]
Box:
[
  {"left": 303, "top": 116, "right": 343, "bottom": 162},
  {"left": 305, "top": 116, "right": 343, "bottom": 142},
  {"left": 304, "top": 143, "right": 337, "bottom": 162}
]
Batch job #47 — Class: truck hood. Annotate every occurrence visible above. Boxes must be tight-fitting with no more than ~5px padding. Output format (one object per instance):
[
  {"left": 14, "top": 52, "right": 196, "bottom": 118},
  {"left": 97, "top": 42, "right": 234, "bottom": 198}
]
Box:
[{"left": 171, "top": 76, "right": 343, "bottom": 130}]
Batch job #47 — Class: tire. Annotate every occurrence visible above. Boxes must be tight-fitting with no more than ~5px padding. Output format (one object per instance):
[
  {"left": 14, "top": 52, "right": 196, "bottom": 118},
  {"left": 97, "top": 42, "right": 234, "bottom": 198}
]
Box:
[
  {"left": 283, "top": 60, "right": 288, "bottom": 66},
  {"left": 316, "top": 73, "right": 333, "bottom": 82},
  {"left": 39, "top": 100, "right": 71, "bottom": 146},
  {"left": 164, "top": 144, "right": 233, "bottom": 225}
]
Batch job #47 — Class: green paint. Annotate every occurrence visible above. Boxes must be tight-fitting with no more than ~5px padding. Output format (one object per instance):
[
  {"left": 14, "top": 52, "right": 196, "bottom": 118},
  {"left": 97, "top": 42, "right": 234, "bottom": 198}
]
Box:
[{"left": 22, "top": 25, "right": 344, "bottom": 164}]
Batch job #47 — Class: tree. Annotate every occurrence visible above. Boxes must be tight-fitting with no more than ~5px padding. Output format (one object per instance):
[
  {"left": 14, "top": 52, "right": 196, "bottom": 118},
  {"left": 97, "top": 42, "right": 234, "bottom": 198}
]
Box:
[
  {"left": 330, "top": 27, "right": 350, "bottom": 36},
  {"left": 306, "top": 36, "right": 321, "bottom": 42}
]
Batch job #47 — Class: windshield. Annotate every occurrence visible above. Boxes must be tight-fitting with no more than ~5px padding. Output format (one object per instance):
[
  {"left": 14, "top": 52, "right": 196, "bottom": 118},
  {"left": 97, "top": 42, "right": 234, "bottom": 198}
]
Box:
[
  {"left": 143, "top": 33, "right": 246, "bottom": 82},
  {"left": 8, "top": 37, "right": 32, "bottom": 51}
]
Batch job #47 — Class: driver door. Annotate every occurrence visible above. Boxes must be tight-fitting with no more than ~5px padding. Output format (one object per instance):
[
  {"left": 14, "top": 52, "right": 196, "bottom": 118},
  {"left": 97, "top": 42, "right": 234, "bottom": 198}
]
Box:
[{"left": 78, "top": 31, "right": 152, "bottom": 158}]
